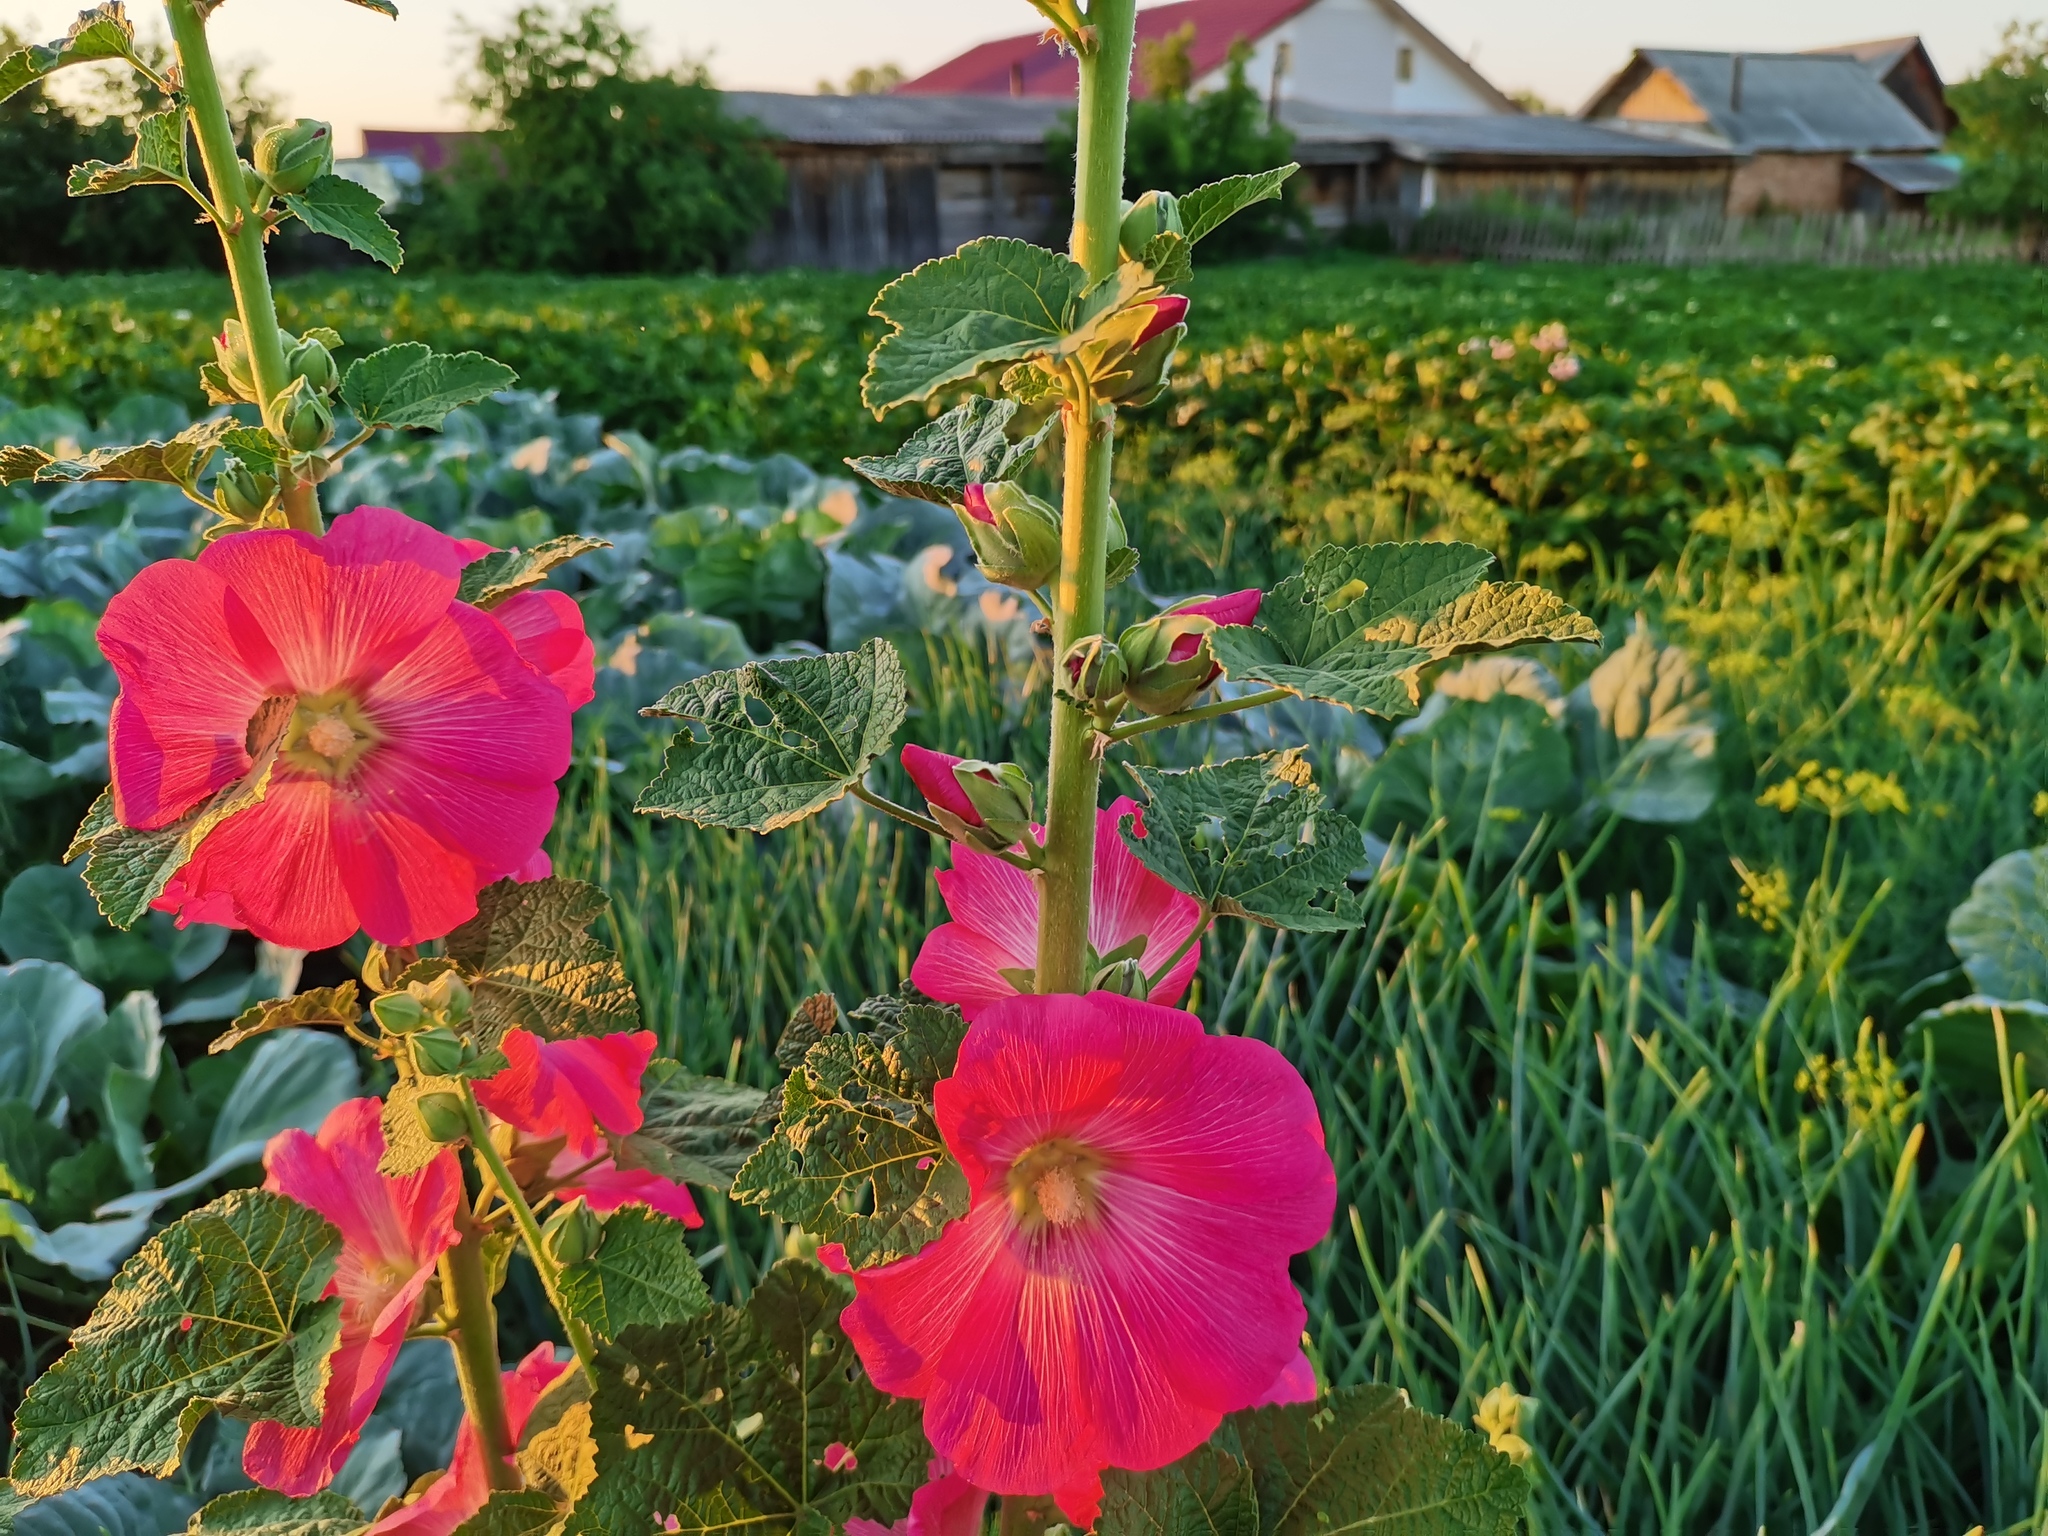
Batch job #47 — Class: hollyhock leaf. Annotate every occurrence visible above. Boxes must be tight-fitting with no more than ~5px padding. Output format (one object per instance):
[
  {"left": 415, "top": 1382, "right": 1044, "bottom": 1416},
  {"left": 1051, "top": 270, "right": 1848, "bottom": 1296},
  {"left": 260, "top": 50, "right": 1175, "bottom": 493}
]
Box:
[
  {"left": 557, "top": 1207, "right": 712, "bottom": 1338},
  {"left": 8, "top": 1190, "right": 344, "bottom": 1497},
  {"left": 514, "top": 1370, "right": 597, "bottom": 1509},
  {"left": 280, "top": 177, "right": 403, "bottom": 271},
  {"left": 31, "top": 418, "right": 233, "bottom": 490},
  {"left": 185, "top": 1487, "right": 367, "bottom": 1535},
  {"left": 1121, "top": 753, "right": 1370, "bottom": 932},
  {"left": 440, "top": 877, "right": 641, "bottom": 1045},
  {"left": 1208, "top": 542, "right": 1599, "bottom": 720},
  {"left": 67, "top": 107, "right": 187, "bottom": 196},
  {"left": 380, "top": 1067, "right": 467, "bottom": 1177},
  {"left": 1178, "top": 165, "right": 1299, "bottom": 246},
  {"left": 775, "top": 993, "right": 839, "bottom": 1071},
  {"left": 339, "top": 343, "right": 517, "bottom": 429},
  {"left": 731, "top": 1008, "right": 967, "bottom": 1269},
  {"left": 844, "top": 397, "right": 1054, "bottom": 506},
  {"left": 72, "top": 696, "right": 295, "bottom": 931},
  {"left": 0, "top": 443, "right": 56, "bottom": 483},
  {"left": 0, "top": 5, "right": 138, "bottom": 107},
  {"left": 615, "top": 1064, "right": 775, "bottom": 1192},
  {"left": 210, "top": 984, "right": 361, "bottom": 1056},
  {"left": 1217, "top": 1385, "right": 1525, "bottom": 1534},
  {"left": 637, "top": 639, "right": 908, "bottom": 835},
  {"left": 1098, "top": 1445, "right": 1259, "bottom": 1536},
  {"left": 448, "top": 1491, "right": 561, "bottom": 1536},
  {"left": 1139, "top": 230, "right": 1192, "bottom": 287},
  {"left": 566, "top": 1260, "right": 926, "bottom": 1536},
  {"left": 457, "top": 536, "right": 611, "bottom": 610}
]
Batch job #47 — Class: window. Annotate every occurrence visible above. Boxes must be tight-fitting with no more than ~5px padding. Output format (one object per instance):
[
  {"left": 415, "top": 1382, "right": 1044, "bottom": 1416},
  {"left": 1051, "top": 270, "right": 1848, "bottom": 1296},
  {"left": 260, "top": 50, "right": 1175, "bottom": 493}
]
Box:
[{"left": 1396, "top": 45, "right": 1414, "bottom": 83}]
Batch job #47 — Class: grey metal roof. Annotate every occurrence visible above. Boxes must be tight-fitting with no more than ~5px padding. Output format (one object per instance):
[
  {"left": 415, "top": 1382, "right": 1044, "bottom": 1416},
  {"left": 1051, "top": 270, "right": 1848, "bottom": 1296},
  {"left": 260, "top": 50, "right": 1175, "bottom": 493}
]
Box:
[
  {"left": 1850, "top": 153, "right": 1961, "bottom": 194},
  {"left": 723, "top": 91, "right": 1066, "bottom": 147},
  {"left": 1276, "top": 101, "right": 1736, "bottom": 162},
  {"left": 1805, "top": 37, "right": 1921, "bottom": 77},
  {"left": 1625, "top": 51, "right": 1939, "bottom": 153}
]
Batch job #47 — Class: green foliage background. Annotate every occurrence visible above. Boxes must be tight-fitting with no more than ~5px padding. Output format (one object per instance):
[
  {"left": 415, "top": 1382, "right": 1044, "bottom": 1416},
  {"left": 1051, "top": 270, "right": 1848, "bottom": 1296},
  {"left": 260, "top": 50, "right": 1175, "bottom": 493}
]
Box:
[{"left": 1935, "top": 22, "right": 2048, "bottom": 230}]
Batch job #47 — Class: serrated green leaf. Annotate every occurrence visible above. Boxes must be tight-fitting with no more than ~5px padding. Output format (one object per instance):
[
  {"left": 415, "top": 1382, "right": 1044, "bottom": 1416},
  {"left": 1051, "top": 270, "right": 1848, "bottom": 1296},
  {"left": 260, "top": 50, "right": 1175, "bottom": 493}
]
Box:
[
  {"left": 1121, "top": 752, "right": 1370, "bottom": 932},
  {"left": 210, "top": 984, "right": 360, "bottom": 1056},
  {"left": 565, "top": 1260, "right": 926, "bottom": 1536},
  {"left": 843, "top": 396, "right": 1054, "bottom": 506},
  {"left": 439, "top": 876, "right": 641, "bottom": 1045},
  {"left": 731, "top": 1004, "right": 968, "bottom": 1269},
  {"left": 8, "top": 1190, "right": 344, "bottom": 1498},
  {"left": 378, "top": 1065, "right": 465, "bottom": 1177},
  {"left": 219, "top": 426, "right": 288, "bottom": 478},
  {"left": 339, "top": 343, "right": 518, "bottom": 430},
  {"left": 1099, "top": 1445, "right": 1259, "bottom": 1536},
  {"left": 0, "top": 444, "right": 56, "bottom": 484},
  {"left": 68, "top": 107, "right": 185, "bottom": 196},
  {"left": 456, "top": 535, "right": 610, "bottom": 609},
  {"left": 185, "top": 1488, "right": 366, "bottom": 1536},
  {"left": 636, "top": 638, "right": 907, "bottom": 835},
  {"left": 615, "top": 1064, "right": 774, "bottom": 1191},
  {"left": 1208, "top": 542, "right": 1599, "bottom": 720},
  {"left": 70, "top": 696, "right": 295, "bottom": 930},
  {"left": 279, "top": 175, "right": 403, "bottom": 271},
  {"left": 0, "top": 5, "right": 137, "bottom": 108},
  {"left": 450, "top": 1492, "right": 560, "bottom": 1536},
  {"left": 558, "top": 1208, "right": 712, "bottom": 1338},
  {"left": 32, "top": 418, "right": 234, "bottom": 491},
  {"left": 1179, "top": 165, "right": 1298, "bottom": 246},
  {"left": 775, "top": 993, "right": 838, "bottom": 1071},
  {"left": 1139, "top": 229, "right": 1193, "bottom": 288},
  {"left": 1218, "top": 1385, "right": 1526, "bottom": 1535}
]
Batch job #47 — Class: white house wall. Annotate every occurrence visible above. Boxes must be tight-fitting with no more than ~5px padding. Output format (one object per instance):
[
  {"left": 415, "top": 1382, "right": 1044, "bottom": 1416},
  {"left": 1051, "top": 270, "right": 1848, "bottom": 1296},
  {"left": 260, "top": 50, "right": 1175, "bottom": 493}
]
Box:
[{"left": 1191, "top": 0, "right": 1502, "bottom": 115}]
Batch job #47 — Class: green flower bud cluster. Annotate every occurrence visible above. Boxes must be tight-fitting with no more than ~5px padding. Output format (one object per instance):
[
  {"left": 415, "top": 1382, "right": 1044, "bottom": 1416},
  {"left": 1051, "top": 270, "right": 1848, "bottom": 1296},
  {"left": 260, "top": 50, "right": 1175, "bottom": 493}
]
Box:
[
  {"left": 956, "top": 481, "right": 1132, "bottom": 593},
  {"left": 253, "top": 119, "right": 334, "bottom": 196},
  {"left": 944, "top": 759, "right": 1038, "bottom": 858},
  {"left": 212, "top": 455, "right": 278, "bottom": 526},
  {"left": 543, "top": 1198, "right": 604, "bottom": 1266},
  {"left": 1116, "top": 605, "right": 1223, "bottom": 717},
  {"left": 371, "top": 970, "right": 475, "bottom": 1041},
  {"left": 1058, "top": 633, "right": 1127, "bottom": 714}
]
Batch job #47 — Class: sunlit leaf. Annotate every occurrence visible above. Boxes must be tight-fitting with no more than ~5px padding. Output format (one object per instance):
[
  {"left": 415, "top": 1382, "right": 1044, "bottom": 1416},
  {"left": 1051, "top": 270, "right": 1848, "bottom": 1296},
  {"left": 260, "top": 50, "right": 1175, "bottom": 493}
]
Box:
[
  {"left": 340, "top": 343, "right": 518, "bottom": 430},
  {"left": 558, "top": 1208, "right": 712, "bottom": 1338},
  {"left": 30, "top": 418, "right": 234, "bottom": 492},
  {"left": 457, "top": 535, "right": 610, "bottom": 609},
  {"left": 208, "top": 983, "right": 360, "bottom": 1056},
  {"left": 1179, "top": 165, "right": 1299, "bottom": 246},
  {"left": 843, "top": 396, "right": 1053, "bottom": 506},
  {"left": 67, "top": 108, "right": 186, "bottom": 197},
  {"left": 279, "top": 176, "right": 403, "bottom": 271},
  {"left": 0, "top": 4, "right": 139, "bottom": 109},
  {"left": 185, "top": 1488, "right": 367, "bottom": 1536},
  {"left": 1565, "top": 618, "right": 1716, "bottom": 824},
  {"left": 439, "top": 876, "right": 641, "bottom": 1045}
]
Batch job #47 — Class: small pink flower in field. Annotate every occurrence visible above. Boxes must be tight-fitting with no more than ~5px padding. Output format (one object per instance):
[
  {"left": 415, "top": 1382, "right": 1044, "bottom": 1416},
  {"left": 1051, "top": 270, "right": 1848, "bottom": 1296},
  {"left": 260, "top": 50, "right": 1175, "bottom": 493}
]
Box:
[
  {"left": 835, "top": 993, "right": 1336, "bottom": 1526},
  {"left": 843, "top": 1459, "right": 989, "bottom": 1536},
  {"left": 546, "top": 1144, "right": 702, "bottom": 1228},
  {"left": 472, "top": 1029, "right": 655, "bottom": 1158},
  {"left": 901, "top": 744, "right": 982, "bottom": 827},
  {"left": 364, "top": 1342, "right": 570, "bottom": 1536},
  {"left": 1134, "top": 293, "right": 1189, "bottom": 346},
  {"left": 911, "top": 797, "right": 1201, "bottom": 1015},
  {"left": 1548, "top": 354, "right": 1582, "bottom": 382},
  {"left": 1490, "top": 339, "right": 1517, "bottom": 361},
  {"left": 100, "top": 505, "right": 591, "bottom": 951},
  {"left": 1533, "top": 321, "right": 1570, "bottom": 354},
  {"left": 960, "top": 484, "right": 995, "bottom": 525},
  {"left": 244, "top": 1098, "right": 461, "bottom": 1496}
]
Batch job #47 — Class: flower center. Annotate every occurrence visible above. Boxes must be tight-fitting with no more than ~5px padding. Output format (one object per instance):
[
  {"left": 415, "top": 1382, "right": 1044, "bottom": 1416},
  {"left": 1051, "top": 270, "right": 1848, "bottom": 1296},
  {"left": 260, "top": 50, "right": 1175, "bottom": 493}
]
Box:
[
  {"left": 305, "top": 714, "right": 358, "bottom": 759},
  {"left": 1008, "top": 1137, "right": 1106, "bottom": 1233},
  {"left": 281, "top": 691, "right": 379, "bottom": 779}
]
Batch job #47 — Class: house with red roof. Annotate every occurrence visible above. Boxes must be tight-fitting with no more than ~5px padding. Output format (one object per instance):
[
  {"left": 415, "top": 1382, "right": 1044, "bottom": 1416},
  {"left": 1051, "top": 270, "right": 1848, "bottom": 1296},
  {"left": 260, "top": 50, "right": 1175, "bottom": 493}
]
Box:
[{"left": 899, "top": 0, "right": 1514, "bottom": 117}]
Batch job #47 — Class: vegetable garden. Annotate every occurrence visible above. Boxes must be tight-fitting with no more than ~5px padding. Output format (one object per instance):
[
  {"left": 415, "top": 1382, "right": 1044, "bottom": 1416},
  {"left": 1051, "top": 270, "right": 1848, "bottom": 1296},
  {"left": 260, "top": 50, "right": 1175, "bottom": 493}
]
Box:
[{"left": 1, "top": 3, "right": 2045, "bottom": 1534}]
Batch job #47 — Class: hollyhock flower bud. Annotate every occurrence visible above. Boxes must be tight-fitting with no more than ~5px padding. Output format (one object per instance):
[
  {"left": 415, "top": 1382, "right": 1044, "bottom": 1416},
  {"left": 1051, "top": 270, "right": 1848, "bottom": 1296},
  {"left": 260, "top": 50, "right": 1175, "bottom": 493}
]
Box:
[
  {"left": 1057, "top": 634, "right": 1126, "bottom": 712},
  {"left": 1090, "top": 955, "right": 1149, "bottom": 998},
  {"left": 370, "top": 990, "right": 427, "bottom": 1035},
  {"left": 287, "top": 333, "right": 339, "bottom": 393},
  {"left": 1134, "top": 293, "right": 1189, "bottom": 348},
  {"left": 955, "top": 481, "right": 1062, "bottom": 590},
  {"left": 901, "top": 744, "right": 1035, "bottom": 856},
  {"left": 410, "top": 1028, "right": 467, "bottom": 1077},
  {"left": 278, "top": 377, "right": 335, "bottom": 452},
  {"left": 834, "top": 994, "right": 1336, "bottom": 1525},
  {"left": 1118, "top": 188, "right": 1183, "bottom": 259},
  {"left": 413, "top": 1091, "right": 469, "bottom": 1144},
  {"left": 214, "top": 456, "right": 277, "bottom": 523},
  {"left": 213, "top": 321, "right": 259, "bottom": 404},
  {"left": 254, "top": 118, "right": 334, "bottom": 195},
  {"left": 419, "top": 970, "right": 472, "bottom": 1027},
  {"left": 542, "top": 1196, "right": 602, "bottom": 1265},
  {"left": 1116, "top": 588, "right": 1262, "bottom": 716}
]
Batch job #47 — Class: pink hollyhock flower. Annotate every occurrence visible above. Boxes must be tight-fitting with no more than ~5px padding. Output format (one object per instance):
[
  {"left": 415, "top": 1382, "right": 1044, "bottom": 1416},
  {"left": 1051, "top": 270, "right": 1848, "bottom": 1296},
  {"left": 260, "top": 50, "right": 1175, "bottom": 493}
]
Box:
[
  {"left": 1250, "top": 1348, "right": 1319, "bottom": 1407},
  {"left": 901, "top": 744, "right": 981, "bottom": 827},
  {"left": 834, "top": 993, "right": 1336, "bottom": 1525},
  {"left": 245, "top": 1098, "right": 462, "bottom": 1496},
  {"left": 365, "top": 1342, "right": 570, "bottom": 1536},
  {"left": 545, "top": 1144, "right": 702, "bottom": 1228},
  {"left": 1135, "top": 294, "right": 1189, "bottom": 346},
  {"left": 472, "top": 1029, "right": 655, "bottom": 1159},
  {"left": 960, "top": 484, "right": 995, "bottom": 525},
  {"left": 843, "top": 1459, "right": 990, "bottom": 1536},
  {"left": 911, "top": 798, "right": 1200, "bottom": 1016},
  {"left": 1163, "top": 587, "right": 1262, "bottom": 664},
  {"left": 99, "top": 505, "right": 592, "bottom": 951}
]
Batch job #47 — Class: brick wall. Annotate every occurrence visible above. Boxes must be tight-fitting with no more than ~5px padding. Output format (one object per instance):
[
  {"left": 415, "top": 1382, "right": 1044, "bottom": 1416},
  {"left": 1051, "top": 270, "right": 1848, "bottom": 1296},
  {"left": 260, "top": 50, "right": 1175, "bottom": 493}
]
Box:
[{"left": 1727, "top": 153, "right": 1847, "bottom": 215}]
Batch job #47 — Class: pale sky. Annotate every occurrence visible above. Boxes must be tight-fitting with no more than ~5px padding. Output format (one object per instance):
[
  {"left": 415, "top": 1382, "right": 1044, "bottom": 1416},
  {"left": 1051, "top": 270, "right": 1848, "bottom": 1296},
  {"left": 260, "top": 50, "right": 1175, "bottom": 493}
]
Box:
[{"left": 0, "top": 0, "right": 2026, "bottom": 154}]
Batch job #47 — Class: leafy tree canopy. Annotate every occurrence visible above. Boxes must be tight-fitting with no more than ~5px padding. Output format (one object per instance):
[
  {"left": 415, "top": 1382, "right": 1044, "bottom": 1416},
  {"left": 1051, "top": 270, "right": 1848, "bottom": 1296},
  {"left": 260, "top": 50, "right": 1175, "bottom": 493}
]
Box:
[{"left": 1935, "top": 22, "right": 2048, "bottom": 230}]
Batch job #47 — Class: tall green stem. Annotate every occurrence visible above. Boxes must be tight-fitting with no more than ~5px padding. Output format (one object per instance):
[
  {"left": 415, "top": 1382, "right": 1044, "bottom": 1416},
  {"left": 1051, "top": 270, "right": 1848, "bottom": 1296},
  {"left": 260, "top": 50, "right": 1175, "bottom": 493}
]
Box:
[
  {"left": 439, "top": 1216, "right": 520, "bottom": 1491},
  {"left": 163, "top": 0, "right": 320, "bottom": 533},
  {"left": 1034, "top": 0, "right": 1138, "bottom": 995}
]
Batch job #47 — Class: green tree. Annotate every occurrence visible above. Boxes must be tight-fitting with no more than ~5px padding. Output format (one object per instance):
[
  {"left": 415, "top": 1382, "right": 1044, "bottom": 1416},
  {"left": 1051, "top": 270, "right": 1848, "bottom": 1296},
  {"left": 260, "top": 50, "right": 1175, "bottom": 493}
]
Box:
[
  {"left": 403, "top": 3, "right": 783, "bottom": 275},
  {"left": 1935, "top": 21, "right": 2047, "bottom": 231}
]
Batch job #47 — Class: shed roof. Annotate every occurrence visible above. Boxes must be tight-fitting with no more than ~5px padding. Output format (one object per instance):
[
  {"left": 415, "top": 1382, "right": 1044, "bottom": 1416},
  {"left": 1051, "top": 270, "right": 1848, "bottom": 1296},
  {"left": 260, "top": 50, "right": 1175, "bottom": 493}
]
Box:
[
  {"left": 1849, "top": 153, "right": 1961, "bottom": 195},
  {"left": 1282, "top": 101, "right": 1736, "bottom": 162},
  {"left": 722, "top": 91, "right": 1065, "bottom": 146},
  {"left": 1584, "top": 50, "right": 1939, "bottom": 154}
]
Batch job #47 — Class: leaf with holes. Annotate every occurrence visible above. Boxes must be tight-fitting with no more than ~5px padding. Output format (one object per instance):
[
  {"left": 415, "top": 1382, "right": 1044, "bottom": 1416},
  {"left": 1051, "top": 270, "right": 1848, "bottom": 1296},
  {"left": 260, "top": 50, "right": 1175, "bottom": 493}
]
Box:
[
  {"left": 0, "top": 4, "right": 138, "bottom": 108},
  {"left": 209, "top": 984, "right": 360, "bottom": 1056},
  {"left": 1121, "top": 753, "right": 1370, "bottom": 932},
  {"left": 636, "top": 639, "right": 907, "bottom": 835},
  {"left": 1209, "top": 542, "right": 1599, "bottom": 720},
  {"left": 844, "top": 396, "right": 1054, "bottom": 506},
  {"left": 457, "top": 535, "right": 610, "bottom": 609},
  {"left": 564, "top": 1261, "right": 927, "bottom": 1536},
  {"left": 613, "top": 1061, "right": 774, "bottom": 1192},
  {"left": 731, "top": 1003, "right": 968, "bottom": 1269},
  {"left": 67, "top": 108, "right": 186, "bottom": 196},
  {"left": 558, "top": 1208, "right": 712, "bottom": 1338},
  {"left": 279, "top": 176, "right": 403, "bottom": 271},
  {"left": 8, "top": 1191, "right": 343, "bottom": 1497},
  {"left": 340, "top": 344, "right": 519, "bottom": 431},
  {"left": 439, "top": 877, "right": 641, "bottom": 1046}
]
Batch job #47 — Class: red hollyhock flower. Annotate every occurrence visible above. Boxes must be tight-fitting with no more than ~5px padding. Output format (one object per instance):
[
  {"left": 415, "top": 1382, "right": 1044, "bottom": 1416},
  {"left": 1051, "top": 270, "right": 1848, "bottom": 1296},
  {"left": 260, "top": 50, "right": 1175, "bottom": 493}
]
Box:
[
  {"left": 843, "top": 1458, "right": 990, "bottom": 1536},
  {"left": 1163, "top": 587, "right": 1261, "bottom": 663},
  {"left": 545, "top": 1144, "right": 702, "bottom": 1228},
  {"left": 832, "top": 993, "right": 1335, "bottom": 1525},
  {"left": 364, "top": 1342, "right": 570, "bottom": 1536},
  {"left": 244, "top": 1099, "right": 462, "bottom": 1496},
  {"left": 1134, "top": 294, "right": 1189, "bottom": 346},
  {"left": 98, "top": 505, "right": 592, "bottom": 951},
  {"left": 472, "top": 1029, "right": 655, "bottom": 1159},
  {"left": 911, "top": 798, "right": 1201, "bottom": 1016},
  {"left": 900, "top": 744, "right": 982, "bottom": 827}
]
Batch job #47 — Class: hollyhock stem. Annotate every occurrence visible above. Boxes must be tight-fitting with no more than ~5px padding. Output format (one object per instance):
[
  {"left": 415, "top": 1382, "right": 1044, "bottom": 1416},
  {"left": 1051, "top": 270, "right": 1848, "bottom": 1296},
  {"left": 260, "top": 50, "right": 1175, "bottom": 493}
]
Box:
[
  {"left": 456, "top": 1086, "right": 600, "bottom": 1379},
  {"left": 1036, "top": 0, "right": 1138, "bottom": 995},
  {"left": 163, "top": 0, "right": 320, "bottom": 535},
  {"left": 439, "top": 1217, "right": 521, "bottom": 1491},
  {"left": 1103, "top": 685, "right": 1294, "bottom": 741}
]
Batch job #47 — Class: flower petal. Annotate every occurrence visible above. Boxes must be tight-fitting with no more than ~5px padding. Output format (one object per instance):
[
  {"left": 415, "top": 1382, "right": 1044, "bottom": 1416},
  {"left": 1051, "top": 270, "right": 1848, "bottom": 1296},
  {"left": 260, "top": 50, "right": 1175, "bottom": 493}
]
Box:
[
  {"left": 557, "top": 1163, "right": 702, "bottom": 1228},
  {"left": 488, "top": 589, "right": 596, "bottom": 710},
  {"left": 473, "top": 1031, "right": 655, "bottom": 1159},
  {"left": 910, "top": 922, "right": 1025, "bottom": 1021},
  {"left": 901, "top": 744, "right": 980, "bottom": 826},
  {"left": 1090, "top": 801, "right": 1202, "bottom": 1006},
  {"left": 164, "top": 775, "right": 359, "bottom": 951}
]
